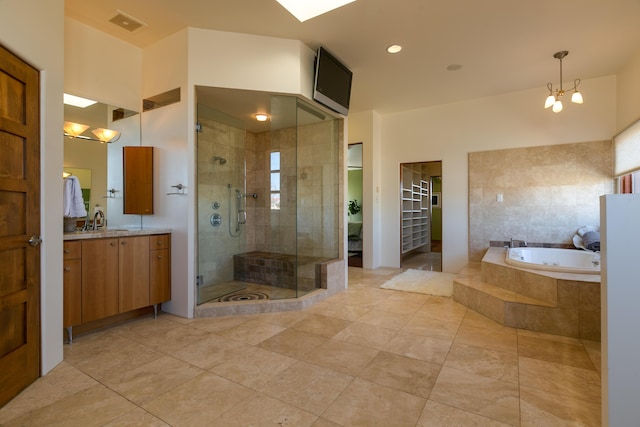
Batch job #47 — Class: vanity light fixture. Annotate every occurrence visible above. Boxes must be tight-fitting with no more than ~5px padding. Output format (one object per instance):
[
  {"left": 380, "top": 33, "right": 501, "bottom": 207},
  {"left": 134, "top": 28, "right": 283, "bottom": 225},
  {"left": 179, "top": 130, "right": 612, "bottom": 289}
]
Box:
[
  {"left": 255, "top": 113, "right": 270, "bottom": 122},
  {"left": 63, "top": 93, "right": 97, "bottom": 108},
  {"left": 63, "top": 121, "right": 121, "bottom": 143},
  {"left": 387, "top": 44, "right": 402, "bottom": 54},
  {"left": 275, "top": 0, "right": 355, "bottom": 22},
  {"left": 544, "top": 51, "right": 583, "bottom": 113}
]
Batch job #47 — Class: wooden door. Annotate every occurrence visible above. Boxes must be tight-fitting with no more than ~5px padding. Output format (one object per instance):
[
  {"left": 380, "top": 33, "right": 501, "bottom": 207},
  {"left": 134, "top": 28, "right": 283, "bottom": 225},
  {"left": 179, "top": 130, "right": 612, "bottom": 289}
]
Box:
[
  {"left": 0, "top": 45, "right": 41, "bottom": 407},
  {"left": 81, "top": 238, "right": 119, "bottom": 323},
  {"left": 119, "top": 236, "right": 150, "bottom": 312}
]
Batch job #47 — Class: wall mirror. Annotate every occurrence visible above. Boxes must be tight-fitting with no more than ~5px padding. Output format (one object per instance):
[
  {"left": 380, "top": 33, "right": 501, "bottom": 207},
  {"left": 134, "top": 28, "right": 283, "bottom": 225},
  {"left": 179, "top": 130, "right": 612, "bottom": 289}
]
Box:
[{"left": 64, "top": 96, "right": 143, "bottom": 229}]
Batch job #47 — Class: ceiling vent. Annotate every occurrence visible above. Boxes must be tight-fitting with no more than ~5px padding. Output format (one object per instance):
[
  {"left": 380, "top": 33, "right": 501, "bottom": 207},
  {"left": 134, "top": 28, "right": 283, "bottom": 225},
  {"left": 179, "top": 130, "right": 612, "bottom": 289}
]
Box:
[{"left": 109, "top": 11, "right": 146, "bottom": 32}]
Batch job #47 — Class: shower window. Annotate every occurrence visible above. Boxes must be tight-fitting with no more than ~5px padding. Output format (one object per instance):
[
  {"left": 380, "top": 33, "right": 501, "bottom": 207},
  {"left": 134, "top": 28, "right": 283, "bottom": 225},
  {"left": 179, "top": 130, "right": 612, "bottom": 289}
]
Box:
[{"left": 270, "top": 151, "right": 281, "bottom": 210}]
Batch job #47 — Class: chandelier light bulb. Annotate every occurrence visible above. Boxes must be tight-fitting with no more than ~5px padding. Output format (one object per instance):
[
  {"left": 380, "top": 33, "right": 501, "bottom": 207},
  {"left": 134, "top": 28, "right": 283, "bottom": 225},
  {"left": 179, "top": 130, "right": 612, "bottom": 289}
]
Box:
[
  {"left": 544, "top": 94, "right": 555, "bottom": 109},
  {"left": 571, "top": 91, "right": 583, "bottom": 104},
  {"left": 552, "top": 100, "right": 563, "bottom": 113}
]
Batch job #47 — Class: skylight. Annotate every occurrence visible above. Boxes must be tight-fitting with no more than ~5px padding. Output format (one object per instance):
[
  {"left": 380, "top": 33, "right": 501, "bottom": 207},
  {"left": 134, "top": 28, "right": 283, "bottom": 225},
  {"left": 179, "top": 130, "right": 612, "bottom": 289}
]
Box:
[{"left": 275, "top": 0, "right": 355, "bottom": 22}]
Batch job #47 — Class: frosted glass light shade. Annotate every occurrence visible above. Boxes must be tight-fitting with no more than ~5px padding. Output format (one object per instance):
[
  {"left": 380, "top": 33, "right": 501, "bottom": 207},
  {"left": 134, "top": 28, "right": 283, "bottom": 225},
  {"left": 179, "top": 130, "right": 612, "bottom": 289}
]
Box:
[
  {"left": 91, "top": 128, "right": 121, "bottom": 143},
  {"left": 571, "top": 91, "right": 583, "bottom": 104},
  {"left": 544, "top": 95, "right": 555, "bottom": 109},
  {"left": 552, "top": 100, "right": 563, "bottom": 113},
  {"left": 63, "top": 121, "right": 90, "bottom": 137}
]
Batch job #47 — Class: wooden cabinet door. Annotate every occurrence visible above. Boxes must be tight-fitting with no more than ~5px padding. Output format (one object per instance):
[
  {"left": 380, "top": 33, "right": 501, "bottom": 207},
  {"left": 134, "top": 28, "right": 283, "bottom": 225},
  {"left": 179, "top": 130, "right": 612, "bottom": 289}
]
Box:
[
  {"left": 63, "top": 242, "right": 82, "bottom": 327},
  {"left": 119, "top": 236, "right": 150, "bottom": 312},
  {"left": 82, "top": 238, "right": 119, "bottom": 323},
  {"left": 150, "top": 248, "right": 171, "bottom": 304},
  {"left": 123, "top": 146, "right": 153, "bottom": 215}
]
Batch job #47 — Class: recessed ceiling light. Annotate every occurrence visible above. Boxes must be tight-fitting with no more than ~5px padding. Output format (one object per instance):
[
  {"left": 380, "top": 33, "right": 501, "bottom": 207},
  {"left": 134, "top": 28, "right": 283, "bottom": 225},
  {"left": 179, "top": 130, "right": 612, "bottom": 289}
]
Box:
[
  {"left": 446, "top": 64, "right": 462, "bottom": 71},
  {"left": 63, "top": 93, "right": 97, "bottom": 108},
  {"left": 387, "top": 45, "right": 402, "bottom": 54},
  {"left": 275, "top": 0, "right": 356, "bottom": 22},
  {"left": 255, "top": 113, "right": 270, "bottom": 122}
]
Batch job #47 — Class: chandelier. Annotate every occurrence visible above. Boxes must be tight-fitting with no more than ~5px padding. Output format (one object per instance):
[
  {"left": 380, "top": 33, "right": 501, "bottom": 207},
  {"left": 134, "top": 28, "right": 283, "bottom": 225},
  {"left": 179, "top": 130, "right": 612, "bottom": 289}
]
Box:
[{"left": 544, "top": 51, "right": 583, "bottom": 113}]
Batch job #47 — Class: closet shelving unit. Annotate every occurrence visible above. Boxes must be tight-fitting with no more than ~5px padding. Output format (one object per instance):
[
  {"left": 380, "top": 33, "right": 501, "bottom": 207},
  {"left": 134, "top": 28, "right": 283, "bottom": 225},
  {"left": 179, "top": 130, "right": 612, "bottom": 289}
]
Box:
[{"left": 401, "top": 165, "right": 430, "bottom": 254}]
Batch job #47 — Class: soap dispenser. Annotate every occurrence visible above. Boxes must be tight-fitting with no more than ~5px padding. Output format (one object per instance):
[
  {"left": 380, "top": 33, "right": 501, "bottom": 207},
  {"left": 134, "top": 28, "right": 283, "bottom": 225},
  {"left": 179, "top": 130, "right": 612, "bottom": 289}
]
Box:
[{"left": 94, "top": 204, "right": 105, "bottom": 228}]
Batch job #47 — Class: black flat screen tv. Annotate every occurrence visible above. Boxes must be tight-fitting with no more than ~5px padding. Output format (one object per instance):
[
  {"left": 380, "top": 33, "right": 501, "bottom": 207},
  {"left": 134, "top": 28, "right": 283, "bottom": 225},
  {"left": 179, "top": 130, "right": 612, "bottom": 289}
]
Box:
[{"left": 313, "top": 47, "right": 352, "bottom": 116}]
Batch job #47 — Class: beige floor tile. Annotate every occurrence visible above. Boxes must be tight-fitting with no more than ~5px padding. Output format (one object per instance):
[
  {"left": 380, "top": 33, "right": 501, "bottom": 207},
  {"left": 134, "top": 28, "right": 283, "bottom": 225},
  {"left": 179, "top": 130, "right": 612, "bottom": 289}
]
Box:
[
  {"left": 63, "top": 329, "right": 137, "bottom": 366},
  {"left": 209, "top": 345, "right": 298, "bottom": 389},
  {"left": 73, "top": 340, "right": 165, "bottom": 382},
  {"left": 142, "top": 373, "right": 253, "bottom": 427},
  {"left": 251, "top": 310, "right": 312, "bottom": 327},
  {"left": 218, "top": 319, "right": 286, "bottom": 345},
  {"left": 401, "top": 315, "right": 461, "bottom": 341},
  {"left": 0, "top": 362, "right": 97, "bottom": 425},
  {"left": 444, "top": 342, "right": 519, "bottom": 384},
  {"left": 430, "top": 366, "right": 520, "bottom": 426},
  {"left": 216, "top": 393, "right": 318, "bottom": 427},
  {"left": 102, "top": 407, "right": 170, "bottom": 426},
  {"left": 517, "top": 334, "right": 596, "bottom": 370},
  {"left": 417, "top": 400, "right": 513, "bottom": 426},
  {"left": 333, "top": 287, "right": 391, "bottom": 308},
  {"left": 384, "top": 331, "right": 452, "bottom": 364},
  {"left": 258, "top": 328, "right": 328, "bottom": 358},
  {"left": 358, "top": 351, "right": 441, "bottom": 399},
  {"left": 375, "top": 294, "right": 427, "bottom": 315},
  {"left": 519, "top": 356, "right": 601, "bottom": 402},
  {"left": 170, "top": 333, "right": 246, "bottom": 370},
  {"left": 4, "top": 384, "right": 137, "bottom": 427},
  {"left": 124, "top": 323, "right": 212, "bottom": 355},
  {"left": 303, "top": 338, "right": 379, "bottom": 376},
  {"left": 311, "top": 418, "right": 341, "bottom": 427},
  {"left": 462, "top": 309, "right": 517, "bottom": 335},
  {"left": 414, "top": 296, "right": 468, "bottom": 323},
  {"left": 520, "top": 385, "right": 601, "bottom": 427},
  {"left": 291, "top": 313, "right": 352, "bottom": 338},
  {"left": 322, "top": 378, "right": 426, "bottom": 427},
  {"left": 259, "top": 361, "right": 353, "bottom": 415},
  {"left": 188, "top": 315, "right": 251, "bottom": 333},
  {"left": 454, "top": 324, "right": 518, "bottom": 354},
  {"left": 303, "top": 300, "right": 370, "bottom": 321},
  {"left": 332, "top": 321, "right": 398, "bottom": 350},
  {"left": 103, "top": 355, "right": 203, "bottom": 405},
  {"left": 356, "top": 308, "right": 413, "bottom": 330}
]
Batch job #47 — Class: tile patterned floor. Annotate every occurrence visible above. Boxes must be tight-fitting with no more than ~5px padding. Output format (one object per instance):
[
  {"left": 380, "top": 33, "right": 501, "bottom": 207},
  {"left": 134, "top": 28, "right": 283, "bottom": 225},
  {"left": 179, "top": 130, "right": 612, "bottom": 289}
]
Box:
[{"left": 0, "top": 267, "right": 601, "bottom": 426}]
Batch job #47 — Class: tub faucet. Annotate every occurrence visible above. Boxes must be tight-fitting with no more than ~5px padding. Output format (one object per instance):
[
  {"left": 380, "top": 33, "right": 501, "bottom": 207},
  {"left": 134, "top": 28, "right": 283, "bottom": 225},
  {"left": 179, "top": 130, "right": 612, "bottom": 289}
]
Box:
[{"left": 510, "top": 238, "right": 527, "bottom": 248}]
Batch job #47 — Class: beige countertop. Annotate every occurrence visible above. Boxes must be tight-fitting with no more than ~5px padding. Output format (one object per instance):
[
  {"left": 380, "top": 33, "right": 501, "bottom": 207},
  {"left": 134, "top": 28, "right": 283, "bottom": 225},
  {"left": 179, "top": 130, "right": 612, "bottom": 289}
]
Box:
[{"left": 63, "top": 228, "right": 172, "bottom": 241}]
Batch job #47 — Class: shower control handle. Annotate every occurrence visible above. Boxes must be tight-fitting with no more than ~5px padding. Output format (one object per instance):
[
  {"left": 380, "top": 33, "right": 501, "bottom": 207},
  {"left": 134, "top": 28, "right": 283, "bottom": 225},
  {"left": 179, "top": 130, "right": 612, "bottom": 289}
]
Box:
[{"left": 210, "top": 213, "right": 222, "bottom": 227}]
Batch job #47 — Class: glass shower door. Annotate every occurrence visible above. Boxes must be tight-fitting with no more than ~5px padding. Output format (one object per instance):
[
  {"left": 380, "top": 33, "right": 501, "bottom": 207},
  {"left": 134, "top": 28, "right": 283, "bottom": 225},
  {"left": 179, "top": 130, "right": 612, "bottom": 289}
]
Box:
[{"left": 196, "top": 104, "right": 248, "bottom": 304}]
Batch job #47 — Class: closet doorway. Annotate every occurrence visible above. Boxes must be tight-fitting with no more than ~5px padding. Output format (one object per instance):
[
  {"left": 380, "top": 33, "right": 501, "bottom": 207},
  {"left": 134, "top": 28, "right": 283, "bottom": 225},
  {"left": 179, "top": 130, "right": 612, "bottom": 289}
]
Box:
[
  {"left": 400, "top": 160, "right": 442, "bottom": 271},
  {"left": 347, "top": 143, "right": 363, "bottom": 267}
]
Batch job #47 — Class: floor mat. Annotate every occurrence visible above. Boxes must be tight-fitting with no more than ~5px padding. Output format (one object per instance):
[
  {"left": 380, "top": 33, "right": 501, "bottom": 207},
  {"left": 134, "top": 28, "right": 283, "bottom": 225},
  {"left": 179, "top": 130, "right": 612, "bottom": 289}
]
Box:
[{"left": 380, "top": 268, "right": 456, "bottom": 297}]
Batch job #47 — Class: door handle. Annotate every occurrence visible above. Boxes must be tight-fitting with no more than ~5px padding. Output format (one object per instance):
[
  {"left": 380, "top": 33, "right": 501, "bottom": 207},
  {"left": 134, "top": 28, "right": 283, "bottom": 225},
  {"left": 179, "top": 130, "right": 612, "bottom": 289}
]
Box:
[{"left": 28, "top": 236, "right": 42, "bottom": 247}]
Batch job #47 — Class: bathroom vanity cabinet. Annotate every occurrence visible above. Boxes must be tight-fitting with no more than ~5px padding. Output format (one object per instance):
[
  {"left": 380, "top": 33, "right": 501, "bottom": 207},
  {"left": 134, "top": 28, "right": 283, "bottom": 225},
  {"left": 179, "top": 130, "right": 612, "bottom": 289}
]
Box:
[{"left": 63, "top": 231, "right": 171, "bottom": 342}]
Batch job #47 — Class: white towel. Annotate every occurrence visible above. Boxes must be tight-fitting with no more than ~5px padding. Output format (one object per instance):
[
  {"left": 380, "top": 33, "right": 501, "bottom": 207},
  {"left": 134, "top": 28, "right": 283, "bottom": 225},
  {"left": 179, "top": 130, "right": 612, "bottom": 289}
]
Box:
[{"left": 63, "top": 176, "right": 87, "bottom": 218}]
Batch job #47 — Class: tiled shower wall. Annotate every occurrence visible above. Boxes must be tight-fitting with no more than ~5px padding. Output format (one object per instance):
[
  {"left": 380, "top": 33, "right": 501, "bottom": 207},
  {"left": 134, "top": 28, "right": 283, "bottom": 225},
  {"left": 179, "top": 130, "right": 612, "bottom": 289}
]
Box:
[{"left": 468, "top": 140, "right": 614, "bottom": 261}]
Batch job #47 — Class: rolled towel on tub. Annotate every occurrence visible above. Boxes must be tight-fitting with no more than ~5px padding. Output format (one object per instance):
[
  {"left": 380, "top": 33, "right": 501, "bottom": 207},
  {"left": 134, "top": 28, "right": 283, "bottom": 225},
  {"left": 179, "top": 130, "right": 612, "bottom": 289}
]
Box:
[{"left": 582, "top": 231, "right": 600, "bottom": 252}]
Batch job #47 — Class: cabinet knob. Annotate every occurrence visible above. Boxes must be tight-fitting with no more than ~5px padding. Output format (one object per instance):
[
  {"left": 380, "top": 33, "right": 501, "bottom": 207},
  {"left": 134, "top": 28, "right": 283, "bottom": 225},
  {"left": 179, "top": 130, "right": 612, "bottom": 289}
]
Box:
[
  {"left": 110, "top": 242, "right": 116, "bottom": 246},
  {"left": 157, "top": 255, "right": 163, "bottom": 259},
  {"left": 121, "top": 241, "right": 126, "bottom": 245},
  {"left": 64, "top": 249, "right": 70, "bottom": 253},
  {"left": 64, "top": 267, "right": 71, "bottom": 272},
  {"left": 157, "top": 241, "right": 162, "bottom": 246}
]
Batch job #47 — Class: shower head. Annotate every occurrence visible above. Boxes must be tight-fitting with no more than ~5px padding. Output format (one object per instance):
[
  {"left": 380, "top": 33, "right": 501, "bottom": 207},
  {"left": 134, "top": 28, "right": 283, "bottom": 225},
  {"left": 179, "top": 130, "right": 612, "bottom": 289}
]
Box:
[{"left": 212, "top": 156, "right": 227, "bottom": 165}]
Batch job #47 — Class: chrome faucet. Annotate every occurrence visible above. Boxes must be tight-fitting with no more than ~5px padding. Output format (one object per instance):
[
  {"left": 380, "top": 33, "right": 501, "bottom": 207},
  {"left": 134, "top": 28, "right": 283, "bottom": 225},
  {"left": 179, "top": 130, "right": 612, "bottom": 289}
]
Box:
[{"left": 510, "top": 238, "right": 527, "bottom": 248}]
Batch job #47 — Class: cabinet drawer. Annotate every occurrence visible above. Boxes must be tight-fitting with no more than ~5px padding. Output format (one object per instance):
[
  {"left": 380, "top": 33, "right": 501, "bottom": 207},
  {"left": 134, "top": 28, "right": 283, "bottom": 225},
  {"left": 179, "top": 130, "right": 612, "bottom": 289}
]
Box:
[
  {"left": 149, "top": 234, "right": 170, "bottom": 250},
  {"left": 63, "top": 241, "right": 81, "bottom": 260}
]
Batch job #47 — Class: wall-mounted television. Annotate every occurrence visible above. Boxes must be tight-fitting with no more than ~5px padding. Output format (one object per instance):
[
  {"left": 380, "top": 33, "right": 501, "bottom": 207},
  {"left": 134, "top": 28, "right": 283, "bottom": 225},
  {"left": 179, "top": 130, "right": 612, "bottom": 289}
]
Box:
[{"left": 313, "top": 47, "right": 353, "bottom": 116}]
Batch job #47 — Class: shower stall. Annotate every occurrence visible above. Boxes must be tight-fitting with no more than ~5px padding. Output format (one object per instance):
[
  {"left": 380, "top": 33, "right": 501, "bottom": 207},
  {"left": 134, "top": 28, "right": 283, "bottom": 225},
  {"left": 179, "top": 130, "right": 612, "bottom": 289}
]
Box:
[{"left": 196, "top": 93, "right": 340, "bottom": 305}]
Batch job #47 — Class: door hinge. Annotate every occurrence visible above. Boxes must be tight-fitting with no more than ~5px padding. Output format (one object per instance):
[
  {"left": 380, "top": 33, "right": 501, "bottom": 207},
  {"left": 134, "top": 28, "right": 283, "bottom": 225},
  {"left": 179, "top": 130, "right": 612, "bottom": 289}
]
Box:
[
  {"left": 195, "top": 122, "right": 202, "bottom": 133},
  {"left": 196, "top": 275, "right": 203, "bottom": 287}
]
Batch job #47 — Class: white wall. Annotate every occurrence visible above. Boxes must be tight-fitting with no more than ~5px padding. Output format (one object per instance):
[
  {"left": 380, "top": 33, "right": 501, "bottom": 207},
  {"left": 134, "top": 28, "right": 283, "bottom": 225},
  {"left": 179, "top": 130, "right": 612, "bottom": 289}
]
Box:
[
  {"left": 0, "top": 0, "right": 65, "bottom": 374},
  {"left": 616, "top": 49, "right": 640, "bottom": 132},
  {"left": 348, "top": 110, "right": 382, "bottom": 268},
  {"left": 355, "top": 75, "right": 617, "bottom": 272},
  {"left": 64, "top": 18, "right": 142, "bottom": 111},
  {"left": 600, "top": 194, "right": 640, "bottom": 426}
]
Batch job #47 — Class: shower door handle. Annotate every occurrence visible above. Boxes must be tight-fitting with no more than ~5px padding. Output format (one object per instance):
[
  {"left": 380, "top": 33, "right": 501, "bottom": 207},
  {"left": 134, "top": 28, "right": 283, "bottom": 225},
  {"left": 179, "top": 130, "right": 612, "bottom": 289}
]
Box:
[{"left": 237, "top": 210, "right": 247, "bottom": 224}]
